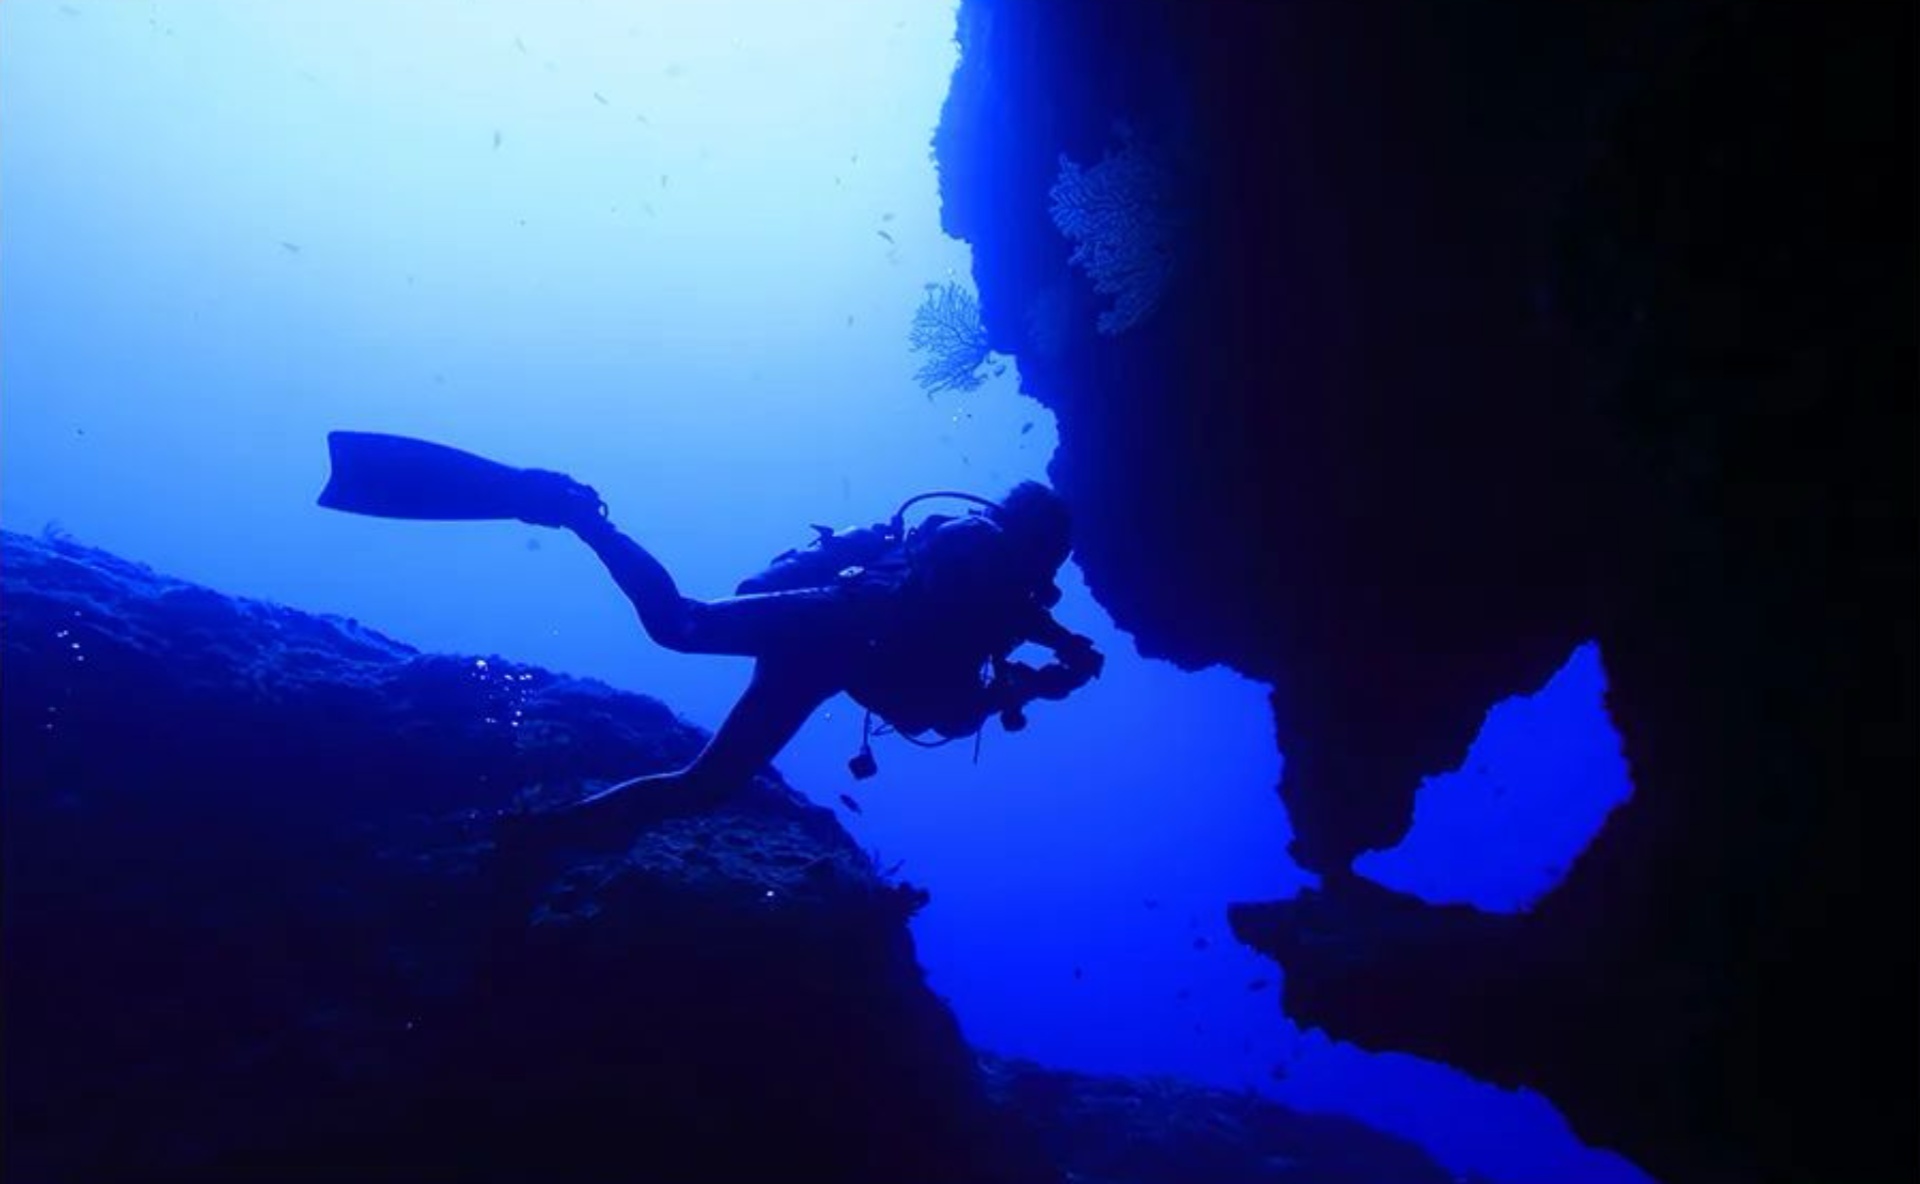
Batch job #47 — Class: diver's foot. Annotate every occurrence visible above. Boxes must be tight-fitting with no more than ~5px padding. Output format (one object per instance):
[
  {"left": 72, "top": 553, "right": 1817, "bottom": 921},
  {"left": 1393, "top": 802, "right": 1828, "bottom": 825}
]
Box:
[{"left": 491, "top": 776, "right": 712, "bottom": 859}]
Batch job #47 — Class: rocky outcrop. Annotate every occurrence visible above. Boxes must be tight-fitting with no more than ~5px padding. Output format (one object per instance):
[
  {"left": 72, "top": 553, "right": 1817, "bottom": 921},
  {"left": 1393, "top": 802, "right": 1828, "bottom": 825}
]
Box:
[
  {"left": 0, "top": 530, "right": 1027, "bottom": 1183},
  {"left": 0, "top": 531, "right": 1473, "bottom": 1184},
  {"left": 982, "top": 1058, "right": 1479, "bottom": 1184},
  {"left": 935, "top": 2, "right": 1917, "bottom": 1181}
]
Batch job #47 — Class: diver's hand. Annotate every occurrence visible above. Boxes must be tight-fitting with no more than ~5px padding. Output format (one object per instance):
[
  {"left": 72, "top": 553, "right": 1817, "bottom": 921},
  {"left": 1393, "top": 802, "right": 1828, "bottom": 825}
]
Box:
[
  {"left": 518, "top": 469, "right": 606, "bottom": 530},
  {"left": 1057, "top": 633, "right": 1105, "bottom": 681},
  {"left": 999, "top": 656, "right": 1094, "bottom": 706}
]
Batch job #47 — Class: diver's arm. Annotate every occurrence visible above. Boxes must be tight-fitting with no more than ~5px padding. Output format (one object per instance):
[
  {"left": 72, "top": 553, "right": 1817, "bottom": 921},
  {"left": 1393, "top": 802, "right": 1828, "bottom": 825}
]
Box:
[
  {"left": 1024, "top": 611, "right": 1105, "bottom": 682},
  {"left": 981, "top": 611, "right": 1103, "bottom": 732}
]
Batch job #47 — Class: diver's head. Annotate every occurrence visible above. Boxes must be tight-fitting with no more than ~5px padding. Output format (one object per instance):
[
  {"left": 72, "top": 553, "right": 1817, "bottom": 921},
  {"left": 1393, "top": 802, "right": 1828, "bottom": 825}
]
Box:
[{"left": 990, "top": 480, "right": 1073, "bottom": 583}]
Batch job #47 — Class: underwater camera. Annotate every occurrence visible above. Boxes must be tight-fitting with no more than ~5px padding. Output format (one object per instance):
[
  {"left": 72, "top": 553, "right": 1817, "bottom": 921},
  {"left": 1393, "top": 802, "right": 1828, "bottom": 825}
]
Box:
[{"left": 848, "top": 745, "right": 879, "bottom": 780}]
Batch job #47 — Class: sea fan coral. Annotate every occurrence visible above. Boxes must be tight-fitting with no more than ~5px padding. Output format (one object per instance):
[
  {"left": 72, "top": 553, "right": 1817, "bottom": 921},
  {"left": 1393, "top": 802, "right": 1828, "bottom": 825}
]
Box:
[
  {"left": 1048, "top": 126, "right": 1185, "bottom": 336},
  {"left": 908, "top": 280, "right": 992, "bottom": 395}
]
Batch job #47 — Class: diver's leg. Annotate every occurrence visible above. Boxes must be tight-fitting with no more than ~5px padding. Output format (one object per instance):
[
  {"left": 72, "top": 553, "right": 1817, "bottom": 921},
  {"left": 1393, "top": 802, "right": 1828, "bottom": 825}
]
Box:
[
  {"left": 570, "top": 516, "right": 703, "bottom": 651},
  {"left": 571, "top": 517, "right": 857, "bottom": 659},
  {"left": 508, "top": 660, "right": 835, "bottom": 847},
  {"left": 674, "top": 658, "right": 836, "bottom": 795}
]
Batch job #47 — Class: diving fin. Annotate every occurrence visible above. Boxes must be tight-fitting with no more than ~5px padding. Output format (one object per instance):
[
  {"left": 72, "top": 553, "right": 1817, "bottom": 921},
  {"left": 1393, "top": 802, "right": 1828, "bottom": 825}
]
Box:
[{"left": 319, "top": 430, "right": 606, "bottom": 525}]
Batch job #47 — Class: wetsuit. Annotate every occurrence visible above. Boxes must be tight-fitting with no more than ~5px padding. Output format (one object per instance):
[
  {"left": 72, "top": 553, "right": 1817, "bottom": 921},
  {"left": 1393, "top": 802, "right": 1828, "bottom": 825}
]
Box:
[{"left": 542, "top": 510, "right": 1100, "bottom": 831}]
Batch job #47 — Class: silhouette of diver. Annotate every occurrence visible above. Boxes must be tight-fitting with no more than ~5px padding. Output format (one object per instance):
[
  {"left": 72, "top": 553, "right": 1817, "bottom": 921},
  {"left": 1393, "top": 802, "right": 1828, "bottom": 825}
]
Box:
[{"left": 317, "top": 432, "right": 1104, "bottom": 849}]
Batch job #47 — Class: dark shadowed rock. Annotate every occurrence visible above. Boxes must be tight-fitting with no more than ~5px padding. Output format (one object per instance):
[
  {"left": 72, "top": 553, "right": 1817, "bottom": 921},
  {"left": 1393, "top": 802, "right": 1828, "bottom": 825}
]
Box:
[
  {"left": 982, "top": 1058, "right": 1478, "bottom": 1184},
  {"left": 1, "top": 531, "right": 1463, "bottom": 1184},
  {"left": 935, "top": 1, "right": 1917, "bottom": 1181},
  {"left": 0, "top": 530, "right": 1031, "bottom": 1184}
]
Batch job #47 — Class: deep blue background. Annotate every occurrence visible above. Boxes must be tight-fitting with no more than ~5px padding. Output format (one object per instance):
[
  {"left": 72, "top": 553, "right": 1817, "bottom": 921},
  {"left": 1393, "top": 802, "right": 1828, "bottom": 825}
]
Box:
[{"left": 1, "top": 4, "right": 1640, "bottom": 1179}]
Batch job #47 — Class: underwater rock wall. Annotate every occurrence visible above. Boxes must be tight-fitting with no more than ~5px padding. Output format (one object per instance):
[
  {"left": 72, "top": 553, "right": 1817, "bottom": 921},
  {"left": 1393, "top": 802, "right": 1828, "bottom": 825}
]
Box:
[
  {"left": 981, "top": 1057, "right": 1481, "bottom": 1184},
  {"left": 0, "top": 530, "right": 1478, "bottom": 1184},
  {"left": 935, "top": 2, "right": 1917, "bottom": 1181},
  {"left": 0, "top": 530, "right": 1032, "bottom": 1183}
]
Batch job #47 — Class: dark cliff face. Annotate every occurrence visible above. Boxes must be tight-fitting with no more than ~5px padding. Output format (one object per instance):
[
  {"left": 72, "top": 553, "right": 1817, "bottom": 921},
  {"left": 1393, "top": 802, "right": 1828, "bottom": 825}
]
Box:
[
  {"left": 935, "top": 2, "right": 1917, "bottom": 1182},
  {"left": 938, "top": 0, "right": 1628, "bottom": 873}
]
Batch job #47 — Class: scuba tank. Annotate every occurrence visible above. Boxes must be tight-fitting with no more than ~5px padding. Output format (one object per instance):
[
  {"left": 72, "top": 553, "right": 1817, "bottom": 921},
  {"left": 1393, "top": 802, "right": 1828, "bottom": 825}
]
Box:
[
  {"left": 734, "top": 490, "right": 1002, "bottom": 596},
  {"left": 734, "top": 490, "right": 1029, "bottom": 781}
]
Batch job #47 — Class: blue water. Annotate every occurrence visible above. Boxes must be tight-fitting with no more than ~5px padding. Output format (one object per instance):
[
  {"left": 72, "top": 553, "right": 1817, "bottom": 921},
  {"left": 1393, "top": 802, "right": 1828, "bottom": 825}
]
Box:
[{"left": 1, "top": 3, "right": 1643, "bottom": 1180}]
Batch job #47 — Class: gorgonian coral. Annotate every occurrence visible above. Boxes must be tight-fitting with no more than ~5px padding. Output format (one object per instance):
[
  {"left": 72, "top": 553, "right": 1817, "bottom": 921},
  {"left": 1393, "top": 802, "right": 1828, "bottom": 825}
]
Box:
[
  {"left": 1048, "top": 126, "right": 1185, "bottom": 336},
  {"left": 908, "top": 280, "right": 992, "bottom": 395}
]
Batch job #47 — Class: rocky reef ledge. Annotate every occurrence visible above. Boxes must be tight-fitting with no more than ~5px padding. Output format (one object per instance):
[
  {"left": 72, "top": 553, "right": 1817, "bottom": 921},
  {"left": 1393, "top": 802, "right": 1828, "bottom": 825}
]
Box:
[{"left": 0, "top": 530, "right": 1459, "bottom": 1184}]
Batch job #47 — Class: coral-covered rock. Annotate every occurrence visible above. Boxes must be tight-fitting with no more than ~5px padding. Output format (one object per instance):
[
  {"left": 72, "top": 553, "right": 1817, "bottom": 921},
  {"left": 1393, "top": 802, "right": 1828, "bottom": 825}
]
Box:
[
  {"left": 0, "top": 531, "right": 1498, "bottom": 1184},
  {"left": 0, "top": 530, "right": 1032, "bottom": 1183},
  {"left": 983, "top": 1058, "right": 1478, "bottom": 1184}
]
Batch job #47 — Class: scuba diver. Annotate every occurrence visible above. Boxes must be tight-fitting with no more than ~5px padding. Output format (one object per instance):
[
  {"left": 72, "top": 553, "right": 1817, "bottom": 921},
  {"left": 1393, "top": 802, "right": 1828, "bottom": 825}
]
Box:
[{"left": 317, "top": 431, "right": 1105, "bottom": 847}]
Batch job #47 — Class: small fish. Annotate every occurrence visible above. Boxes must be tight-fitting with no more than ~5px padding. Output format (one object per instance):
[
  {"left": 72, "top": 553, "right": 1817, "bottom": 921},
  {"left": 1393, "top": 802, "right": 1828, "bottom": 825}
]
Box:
[
  {"left": 1020, "top": 421, "right": 1035, "bottom": 436},
  {"left": 491, "top": 129, "right": 502, "bottom": 149},
  {"left": 514, "top": 36, "right": 528, "bottom": 53},
  {"left": 838, "top": 793, "right": 862, "bottom": 814},
  {"left": 1247, "top": 978, "right": 1271, "bottom": 991},
  {"left": 881, "top": 212, "right": 895, "bottom": 223},
  {"left": 60, "top": 4, "right": 80, "bottom": 14},
  {"left": 1192, "top": 936, "right": 1211, "bottom": 951},
  {"left": 1141, "top": 897, "right": 1159, "bottom": 909},
  {"left": 876, "top": 229, "right": 894, "bottom": 245},
  {"left": 278, "top": 240, "right": 302, "bottom": 254},
  {"left": 1176, "top": 988, "right": 1192, "bottom": 1001},
  {"left": 833, "top": 176, "right": 841, "bottom": 186},
  {"left": 1269, "top": 1063, "right": 1290, "bottom": 1082},
  {"left": 592, "top": 91, "right": 608, "bottom": 106},
  {"left": 642, "top": 202, "right": 655, "bottom": 216},
  {"left": 525, "top": 537, "right": 542, "bottom": 552},
  {"left": 664, "top": 62, "right": 685, "bottom": 78},
  {"left": 635, "top": 113, "right": 651, "bottom": 126},
  {"left": 990, "top": 364, "right": 1007, "bottom": 378},
  {"left": 660, "top": 174, "right": 669, "bottom": 188},
  {"left": 850, "top": 153, "right": 859, "bottom": 164},
  {"left": 74, "top": 427, "right": 86, "bottom": 437},
  {"left": 1072, "top": 966, "right": 1084, "bottom": 981},
  {"left": 845, "top": 314, "right": 854, "bottom": 327}
]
